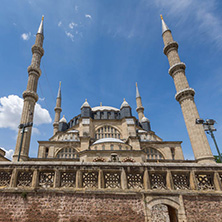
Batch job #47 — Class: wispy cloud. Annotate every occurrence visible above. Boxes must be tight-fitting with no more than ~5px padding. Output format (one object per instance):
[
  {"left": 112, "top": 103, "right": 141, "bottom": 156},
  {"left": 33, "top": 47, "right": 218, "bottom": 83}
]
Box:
[
  {"left": 58, "top": 21, "right": 62, "bottom": 27},
  {"left": 0, "top": 95, "right": 52, "bottom": 133},
  {"left": 65, "top": 31, "right": 74, "bottom": 41},
  {"left": 69, "top": 22, "right": 78, "bottom": 29},
  {"left": 21, "top": 32, "right": 31, "bottom": 41},
  {"left": 85, "top": 14, "right": 92, "bottom": 19},
  {"left": 154, "top": 0, "right": 222, "bottom": 49}
]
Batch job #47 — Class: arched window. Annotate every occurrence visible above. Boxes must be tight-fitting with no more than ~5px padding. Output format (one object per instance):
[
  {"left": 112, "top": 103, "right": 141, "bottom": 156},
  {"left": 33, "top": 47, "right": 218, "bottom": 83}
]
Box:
[
  {"left": 95, "top": 126, "right": 121, "bottom": 139},
  {"left": 144, "top": 148, "right": 164, "bottom": 160},
  {"left": 56, "top": 147, "right": 79, "bottom": 159}
]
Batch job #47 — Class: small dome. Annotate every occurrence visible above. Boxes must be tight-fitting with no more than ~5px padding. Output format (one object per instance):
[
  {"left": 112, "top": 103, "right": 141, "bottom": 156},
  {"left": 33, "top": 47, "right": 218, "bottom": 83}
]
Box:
[
  {"left": 120, "top": 98, "right": 130, "bottom": 109},
  {"left": 59, "top": 115, "right": 67, "bottom": 123},
  {"left": 92, "top": 106, "right": 119, "bottom": 112},
  {"left": 81, "top": 99, "right": 91, "bottom": 109},
  {"left": 93, "top": 138, "right": 124, "bottom": 145},
  {"left": 141, "top": 116, "right": 149, "bottom": 123}
]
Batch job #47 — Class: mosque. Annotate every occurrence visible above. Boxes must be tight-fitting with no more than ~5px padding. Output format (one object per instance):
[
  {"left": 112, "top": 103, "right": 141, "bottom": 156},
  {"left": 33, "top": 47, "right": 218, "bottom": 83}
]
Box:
[{"left": 0, "top": 15, "right": 221, "bottom": 222}]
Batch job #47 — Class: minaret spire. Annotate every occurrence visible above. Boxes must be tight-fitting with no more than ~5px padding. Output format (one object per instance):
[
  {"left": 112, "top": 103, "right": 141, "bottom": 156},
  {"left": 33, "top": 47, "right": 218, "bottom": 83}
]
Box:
[
  {"left": 160, "top": 14, "right": 170, "bottom": 35},
  {"left": 37, "top": 15, "right": 44, "bottom": 35},
  {"left": 135, "top": 82, "right": 144, "bottom": 122},
  {"left": 13, "top": 17, "right": 45, "bottom": 161},
  {"left": 53, "top": 82, "right": 62, "bottom": 135},
  {"left": 161, "top": 16, "right": 214, "bottom": 163}
]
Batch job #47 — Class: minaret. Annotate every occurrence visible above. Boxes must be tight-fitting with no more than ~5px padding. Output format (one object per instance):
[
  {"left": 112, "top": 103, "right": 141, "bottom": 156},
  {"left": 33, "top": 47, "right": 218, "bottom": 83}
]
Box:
[
  {"left": 53, "top": 82, "right": 62, "bottom": 135},
  {"left": 135, "top": 82, "right": 144, "bottom": 122},
  {"left": 13, "top": 16, "right": 45, "bottom": 161},
  {"left": 161, "top": 15, "right": 214, "bottom": 163}
]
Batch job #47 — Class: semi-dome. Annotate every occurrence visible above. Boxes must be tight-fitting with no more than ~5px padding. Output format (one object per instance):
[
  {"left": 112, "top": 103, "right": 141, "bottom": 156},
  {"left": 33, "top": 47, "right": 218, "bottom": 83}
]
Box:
[
  {"left": 92, "top": 106, "right": 119, "bottom": 112},
  {"left": 92, "top": 138, "right": 124, "bottom": 145}
]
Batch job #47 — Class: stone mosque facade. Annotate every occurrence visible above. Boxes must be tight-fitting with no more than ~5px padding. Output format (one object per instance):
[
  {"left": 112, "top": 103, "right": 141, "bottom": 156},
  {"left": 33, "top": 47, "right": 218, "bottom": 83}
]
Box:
[{"left": 0, "top": 16, "right": 222, "bottom": 222}]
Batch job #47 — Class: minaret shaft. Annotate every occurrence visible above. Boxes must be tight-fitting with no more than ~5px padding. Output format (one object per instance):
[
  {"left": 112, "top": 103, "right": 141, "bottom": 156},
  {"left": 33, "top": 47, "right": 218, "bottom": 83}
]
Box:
[
  {"left": 162, "top": 19, "right": 214, "bottom": 163},
  {"left": 53, "top": 82, "right": 62, "bottom": 135},
  {"left": 13, "top": 19, "right": 44, "bottom": 161},
  {"left": 135, "top": 83, "right": 144, "bottom": 122}
]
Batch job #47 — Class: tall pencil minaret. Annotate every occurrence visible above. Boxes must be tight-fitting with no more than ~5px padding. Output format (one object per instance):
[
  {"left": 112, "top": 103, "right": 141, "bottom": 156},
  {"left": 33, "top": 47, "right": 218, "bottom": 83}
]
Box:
[
  {"left": 53, "top": 82, "right": 62, "bottom": 135},
  {"left": 136, "top": 82, "right": 144, "bottom": 122},
  {"left": 13, "top": 16, "right": 45, "bottom": 161},
  {"left": 161, "top": 15, "right": 214, "bottom": 163}
]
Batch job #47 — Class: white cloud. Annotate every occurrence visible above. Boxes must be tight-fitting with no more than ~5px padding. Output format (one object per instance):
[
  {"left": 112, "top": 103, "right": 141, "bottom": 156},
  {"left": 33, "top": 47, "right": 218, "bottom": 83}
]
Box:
[
  {"left": 65, "top": 31, "right": 74, "bottom": 41},
  {"left": 0, "top": 95, "right": 52, "bottom": 133},
  {"left": 69, "top": 22, "right": 78, "bottom": 29},
  {"left": 21, "top": 32, "right": 31, "bottom": 41},
  {"left": 1, "top": 147, "right": 14, "bottom": 160},
  {"left": 58, "top": 21, "right": 62, "bottom": 27},
  {"left": 85, "top": 14, "right": 92, "bottom": 19}
]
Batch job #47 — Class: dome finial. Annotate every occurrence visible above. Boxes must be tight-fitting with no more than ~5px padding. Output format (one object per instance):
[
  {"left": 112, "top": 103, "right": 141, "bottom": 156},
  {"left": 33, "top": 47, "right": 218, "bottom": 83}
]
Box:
[{"left": 160, "top": 14, "right": 163, "bottom": 20}]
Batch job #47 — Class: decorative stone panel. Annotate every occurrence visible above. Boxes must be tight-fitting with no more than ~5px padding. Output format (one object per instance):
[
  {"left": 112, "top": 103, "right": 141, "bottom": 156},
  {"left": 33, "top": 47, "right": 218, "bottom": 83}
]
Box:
[
  {"left": 39, "top": 171, "right": 55, "bottom": 188},
  {"left": 127, "top": 172, "right": 144, "bottom": 189},
  {"left": 172, "top": 172, "right": 190, "bottom": 190},
  {"left": 150, "top": 172, "right": 166, "bottom": 190},
  {"left": 0, "top": 171, "right": 11, "bottom": 187},
  {"left": 104, "top": 172, "right": 121, "bottom": 189},
  {"left": 17, "top": 171, "right": 33, "bottom": 187},
  {"left": 195, "top": 173, "right": 214, "bottom": 190},
  {"left": 61, "top": 172, "right": 76, "bottom": 188},
  {"left": 82, "top": 172, "right": 98, "bottom": 188}
]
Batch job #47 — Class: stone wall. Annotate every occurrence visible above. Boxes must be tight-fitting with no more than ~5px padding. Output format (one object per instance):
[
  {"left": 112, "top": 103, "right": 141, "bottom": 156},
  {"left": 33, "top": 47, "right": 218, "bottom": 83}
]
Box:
[
  {"left": 183, "top": 195, "right": 222, "bottom": 222},
  {"left": 1, "top": 191, "right": 222, "bottom": 222},
  {"left": 0, "top": 192, "right": 145, "bottom": 222}
]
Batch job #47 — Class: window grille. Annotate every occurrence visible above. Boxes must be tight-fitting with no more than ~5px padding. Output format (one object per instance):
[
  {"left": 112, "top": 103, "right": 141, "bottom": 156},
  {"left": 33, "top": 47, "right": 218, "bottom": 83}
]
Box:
[
  {"left": 95, "top": 126, "right": 121, "bottom": 140},
  {"left": 144, "top": 148, "right": 164, "bottom": 160},
  {"left": 56, "top": 147, "right": 79, "bottom": 159}
]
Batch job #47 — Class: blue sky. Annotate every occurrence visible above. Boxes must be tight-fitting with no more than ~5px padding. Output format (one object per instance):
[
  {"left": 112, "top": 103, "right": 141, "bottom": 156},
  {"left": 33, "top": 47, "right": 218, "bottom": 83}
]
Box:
[{"left": 0, "top": 0, "right": 222, "bottom": 160}]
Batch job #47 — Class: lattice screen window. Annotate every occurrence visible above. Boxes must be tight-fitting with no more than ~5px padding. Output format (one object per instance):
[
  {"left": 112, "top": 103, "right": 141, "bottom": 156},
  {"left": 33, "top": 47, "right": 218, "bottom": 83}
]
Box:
[
  {"left": 61, "top": 172, "right": 76, "bottom": 187},
  {"left": 17, "top": 171, "right": 33, "bottom": 187},
  {"left": 172, "top": 172, "right": 190, "bottom": 190},
  {"left": 95, "top": 126, "right": 121, "bottom": 139},
  {"left": 150, "top": 172, "right": 166, "bottom": 190},
  {"left": 195, "top": 173, "right": 214, "bottom": 190},
  {"left": 0, "top": 171, "right": 11, "bottom": 187},
  {"left": 39, "top": 171, "right": 55, "bottom": 188},
  {"left": 82, "top": 172, "right": 98, "bottom": 188},
  {"left": 127, "top": 172, "right": 144, "bottom": 189},
  {"left": 104, "top": 172, "right": 121, "bottom": 189},
  {"left": 56, "top": 147, "right": 79, "bottom": 159},
  {"left": 144, "top": 148, "right": 164, "bottom": 160}
]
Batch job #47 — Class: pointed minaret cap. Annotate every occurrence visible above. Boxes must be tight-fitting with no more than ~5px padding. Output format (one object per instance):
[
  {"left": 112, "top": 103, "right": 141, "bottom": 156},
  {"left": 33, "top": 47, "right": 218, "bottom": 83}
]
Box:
[
  {"left": 121, "top": 98, "right": 130, "bottom": 109},
  {"left": 37, "top": 15, "right": 44, "bottom": 35},
  {"left": 59, "top": 115, "right": 67, "bottom": 123},
  {"left": 136, "top": 82, "right": 140, "bottom": 98},
  {"left": 160, "top": 14, "right": 170, "bottom": 35},
  {"left": 57, "top": 81, "right": 61, "bottom": 98},
  {"left": 81, "top": 99, "right": 91, "bottom": 108}
]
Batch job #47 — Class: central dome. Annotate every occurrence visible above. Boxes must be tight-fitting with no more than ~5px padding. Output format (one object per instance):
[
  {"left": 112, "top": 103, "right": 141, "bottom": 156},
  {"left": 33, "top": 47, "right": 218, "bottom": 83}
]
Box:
[{"left": 92, "top": 106, "right": 119, "bottom": 112}]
